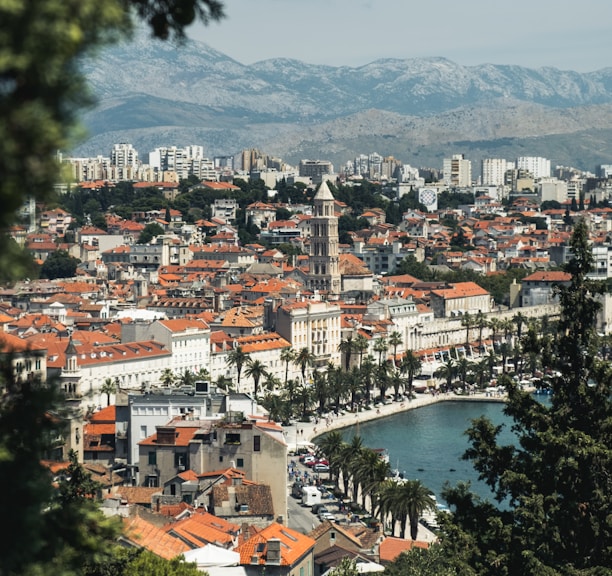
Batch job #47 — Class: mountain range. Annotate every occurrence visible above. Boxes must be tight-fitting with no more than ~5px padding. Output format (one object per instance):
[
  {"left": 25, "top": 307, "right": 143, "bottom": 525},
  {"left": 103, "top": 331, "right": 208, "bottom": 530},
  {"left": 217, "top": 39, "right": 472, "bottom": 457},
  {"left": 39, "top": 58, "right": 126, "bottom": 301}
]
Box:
[{"left": 77, "top": 33, "right": 612, "bottom": 172}]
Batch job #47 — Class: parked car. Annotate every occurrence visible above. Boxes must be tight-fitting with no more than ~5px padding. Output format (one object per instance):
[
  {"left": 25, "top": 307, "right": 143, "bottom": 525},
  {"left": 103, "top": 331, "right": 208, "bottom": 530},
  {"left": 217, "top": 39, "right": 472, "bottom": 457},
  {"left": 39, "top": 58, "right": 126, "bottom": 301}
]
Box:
[
  {"left": 313, "top": 463, "right": 330, "bottom": 473},
  {"left": 291, "top": 481, "right": 304, "bottom": 498},
  {"left": 318, "top": 511, "right": 336, "bottom": 522},
  {"left": 311, "top": 504, "right": 328, "bottom": 515}
]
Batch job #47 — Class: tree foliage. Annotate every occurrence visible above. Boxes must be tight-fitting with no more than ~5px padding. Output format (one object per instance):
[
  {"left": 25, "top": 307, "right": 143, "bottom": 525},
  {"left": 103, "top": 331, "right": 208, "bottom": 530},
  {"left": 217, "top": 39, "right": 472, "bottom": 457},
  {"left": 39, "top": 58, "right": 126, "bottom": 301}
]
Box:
[
  {"left": 438, "top": 218, "right": 612, "bottom": 575},
  {"left": 0, "top": 0, "right": 225, "bottom": 283},
  {"left": 40, "top": 249, "right": 80, "bottom": 279},
  {"left": 0, "top": 1, "right": 226, "bottom": 575}
]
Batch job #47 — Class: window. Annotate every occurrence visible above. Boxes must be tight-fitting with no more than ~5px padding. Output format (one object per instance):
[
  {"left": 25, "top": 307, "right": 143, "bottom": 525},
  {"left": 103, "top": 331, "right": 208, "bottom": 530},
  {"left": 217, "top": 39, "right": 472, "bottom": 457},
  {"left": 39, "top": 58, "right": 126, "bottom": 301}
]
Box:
[
  {"left": 175, "top": 453, "right": 186, "bottom": 468},
  {"left": 148, "top": 451, "right": 156, "bottom": 466},
  {"left": 253, "top": 435, "right": 261, "bottom": 452},
  {"left": 225, "top": 433, "right": 241, "bottom": 445},
  {"left": 237, "top": 458, "right": 244, "bottom": 468}
]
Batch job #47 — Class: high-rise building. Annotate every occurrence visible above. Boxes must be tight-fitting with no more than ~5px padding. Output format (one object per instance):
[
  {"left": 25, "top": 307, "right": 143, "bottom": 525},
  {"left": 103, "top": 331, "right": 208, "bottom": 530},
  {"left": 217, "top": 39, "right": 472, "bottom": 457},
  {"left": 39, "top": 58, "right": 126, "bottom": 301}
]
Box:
[
  {"left": 111, "top": 143, "right": 139, "bottom": 167},
  {"left": 308, "top": 181, "right": 341, "bottom": 296},
  {"left": 482, "top": 158, "right": 515, "bottom": 186},
  {"left": 443, "top": 154, "right": 472, "bottom": 187},
  {"left": 299, "top": 159, "right": 334, "bottom": 183},
  {"left": 517, "top": 156, "right": 551, "bottom": 179}
]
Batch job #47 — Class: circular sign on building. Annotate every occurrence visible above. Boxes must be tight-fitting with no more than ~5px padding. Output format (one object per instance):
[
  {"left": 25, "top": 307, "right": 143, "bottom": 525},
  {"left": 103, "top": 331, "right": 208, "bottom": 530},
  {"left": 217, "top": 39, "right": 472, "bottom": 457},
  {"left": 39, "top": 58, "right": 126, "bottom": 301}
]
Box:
[{"left": 419, "top": 188, "right": 438, "bottom": 211}]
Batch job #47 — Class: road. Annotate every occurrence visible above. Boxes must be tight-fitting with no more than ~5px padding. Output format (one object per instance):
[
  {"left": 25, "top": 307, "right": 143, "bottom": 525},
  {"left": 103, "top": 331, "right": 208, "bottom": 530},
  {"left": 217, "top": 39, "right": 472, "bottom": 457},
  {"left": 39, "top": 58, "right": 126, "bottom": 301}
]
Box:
[{"left": 285, "top": 454, "right": 343, "bottom": 534}]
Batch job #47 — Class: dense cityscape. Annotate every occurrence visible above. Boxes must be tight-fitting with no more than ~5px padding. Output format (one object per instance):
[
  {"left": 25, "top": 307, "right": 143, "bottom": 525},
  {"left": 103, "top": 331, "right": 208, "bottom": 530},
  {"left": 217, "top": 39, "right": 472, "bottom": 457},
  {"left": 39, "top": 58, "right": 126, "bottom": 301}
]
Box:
[
  {"left": 2, "top": 136, "right": 611, "bottom": 572},
  {"left": 1, "top": 2, "right": 610, "bottom": 576}
]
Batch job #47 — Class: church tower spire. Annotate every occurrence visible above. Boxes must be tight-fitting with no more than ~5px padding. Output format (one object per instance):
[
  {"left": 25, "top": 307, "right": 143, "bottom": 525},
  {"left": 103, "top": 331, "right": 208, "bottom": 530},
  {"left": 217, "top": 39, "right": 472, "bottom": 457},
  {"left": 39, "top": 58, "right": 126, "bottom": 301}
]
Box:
[{"left": 308, "top": 181, "right": 341, "bottom": 296}]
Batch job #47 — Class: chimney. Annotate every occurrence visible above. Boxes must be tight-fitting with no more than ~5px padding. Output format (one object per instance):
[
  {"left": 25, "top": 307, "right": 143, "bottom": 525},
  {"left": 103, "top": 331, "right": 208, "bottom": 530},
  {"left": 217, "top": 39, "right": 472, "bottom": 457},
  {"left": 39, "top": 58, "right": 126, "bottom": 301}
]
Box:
[{"left": 266, "top": 538, "right": 281, "bottom": 565}]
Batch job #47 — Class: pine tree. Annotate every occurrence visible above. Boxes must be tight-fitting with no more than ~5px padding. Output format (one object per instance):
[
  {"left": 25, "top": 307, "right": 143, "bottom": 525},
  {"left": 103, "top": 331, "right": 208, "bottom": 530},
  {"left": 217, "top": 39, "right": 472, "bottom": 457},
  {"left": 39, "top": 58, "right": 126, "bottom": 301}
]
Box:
[{"left": 438, "top": 219, "right": 612, "bottom": 575}]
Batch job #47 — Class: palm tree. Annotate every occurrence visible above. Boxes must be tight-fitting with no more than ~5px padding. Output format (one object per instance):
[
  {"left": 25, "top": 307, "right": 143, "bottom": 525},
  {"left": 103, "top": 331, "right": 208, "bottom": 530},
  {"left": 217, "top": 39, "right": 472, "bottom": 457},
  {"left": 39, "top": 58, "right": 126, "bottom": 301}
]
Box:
[
  {"left": 244, "top": 358, "right": 268, "bottom": 397},
  {"left": 316, "top": 430, "right": 345, "bottom": 486},
  {"left": 434, "top": 358, "right": 457, "bottom": 391},
  {"left": 280, "top": 347, "right": 296, "bottom": 386},
  {"left": 179, "top": 369, "right": 195, "bottom": 387},
  {"left": 357, "top": 453, "right": 390, "bottom": 517},
  {"left": 339, "top": 435, "right": 362, "bottom": 498},
  {"left": 512, "top": 311, "right": 527, "bottom": 341},
  {"left": 471, "top": 357, "right": 489, "bottom": 389},
  {"left": 226, "top": 345, "right": 248, "bottom": 391},
  {"left": 295, "top": 347, "right": 314, "bottom": 384},
  {"left": 373, "top": 337, "right": 388, "bottom": 366},
  {"left": 312, "top": 370, "right": 329, "bottom": 413},
  {"left": 263, "top": 373, "right": 281, "bottom": 393},
  {"left": 456, "top": 356, "right": 470, "bottom": 391},
  {"left": 328, "top": 365, "right": 349, "bottom": 409},
  {"left": 499, "top": 341, "right": 512, "bottom": 373},
  {"left": 338, "top": 336, "right": 354, "bottom": 371},
  {"left": 396, "top": 479, "right": 436, "bottom": 540},
  {"left": 461, "top": 312, "right": 474, "bottom": 353},
  {"left": 160, "top": 368, "right": 175, "bottom": 388},
  {"left": 376, "top": 361, "right": 391, "bottom": 401},
  {"left": 360, "top": 355, "right": 376, "bottom": 403},
  {"left": 391, "top": 369, "right": 404, "bottom": 401},
  {"left": 261, "top": 391, "right": 290, "bottom": 423},
  {"left": 475, "top": 311, "right": 487, "bottom": 353},
  {"left": 353, "top": 334, "right": 369, "bottom": 368},
  {"left": 215, "top": 375, "right": 235, "bottom": 393},
  {"left": 347, "top": 366, "right": 363, "bottom": 410},
  {"left": 400, "top": 350, "right": 422, "bottom": 399},
  {"left": 196, "top": 367, "right": 210, "bottom": 382},
  {"left": 488, "top": 317, "right": 501, "bottom": 350},
  {"left": 388, "top": 331, "right": 403, "bottom": 369},
  {"left": 378, "top": 479, "right": 401, "bottom": 535},
  {"left": 100, "top": 377, "right": 116, "bottom": 406},
  {"left": 294, "top": 382, "right": 314, "bottom": 421}
]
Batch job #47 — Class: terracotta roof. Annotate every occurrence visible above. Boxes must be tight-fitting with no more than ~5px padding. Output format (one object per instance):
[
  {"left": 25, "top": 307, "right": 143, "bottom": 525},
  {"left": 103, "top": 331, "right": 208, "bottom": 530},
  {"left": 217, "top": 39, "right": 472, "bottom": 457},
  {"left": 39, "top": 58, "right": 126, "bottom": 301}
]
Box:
[
  {"left": 236, "top": 522, "right": 315, "bottom": 566},
  {"left": 522, "top": 270, "right": 572, "bottom": 282},
  {"left": 115, "top": 486, "right": 160, "bottom": 505},
  {"left": 122, "top": 514, "right": 190, "bottom": 560},
  {"left": 379, "top": 536, "right": 429, "bottom": 562},
  {"left": 167, "top": 510, "right": 240, "bottom": 548},
  {"left": 139, "top": 425, "right": 200, "bottom": 447}
]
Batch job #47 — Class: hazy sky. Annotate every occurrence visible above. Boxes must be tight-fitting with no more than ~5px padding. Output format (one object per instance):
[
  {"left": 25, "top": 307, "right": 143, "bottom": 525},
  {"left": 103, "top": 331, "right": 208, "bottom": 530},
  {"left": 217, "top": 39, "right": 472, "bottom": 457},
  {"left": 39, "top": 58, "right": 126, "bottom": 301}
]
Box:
[{"left": 188, "top": 0, "right": 612, "bottom": 72}]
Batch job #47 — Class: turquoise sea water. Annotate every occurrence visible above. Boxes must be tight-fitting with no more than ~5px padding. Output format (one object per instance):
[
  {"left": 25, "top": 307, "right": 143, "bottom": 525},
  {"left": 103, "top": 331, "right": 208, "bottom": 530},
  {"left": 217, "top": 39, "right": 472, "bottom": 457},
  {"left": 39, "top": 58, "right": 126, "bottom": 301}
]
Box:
[{"left": 338, "top": 400, "right": 521, "bottom": 505}]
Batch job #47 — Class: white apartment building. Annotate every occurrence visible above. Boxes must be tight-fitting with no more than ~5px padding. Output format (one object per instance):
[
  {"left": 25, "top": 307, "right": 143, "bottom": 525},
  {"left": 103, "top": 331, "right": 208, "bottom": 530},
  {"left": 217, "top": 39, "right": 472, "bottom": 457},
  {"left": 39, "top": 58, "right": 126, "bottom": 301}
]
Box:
[
  {"left": 122, "top": 318, "right": 211, "bottom": 379},
  {"left": 443, "top": 154, "right": 472, "bottom": 187},
  {"left": 517, "top": 156, "right": 551, "bottom": 179},
  {"left": 539, "top": 178, "right": 568, "bottom": 203},
  {"left": 148, "top": 145, "right": 207, "bottom": 180},
  {"left": 111, "top": 143, "right": 139, "bottom": 167},
  {"left": 481, "top": 158, "right": 515, "bottom": 186}
]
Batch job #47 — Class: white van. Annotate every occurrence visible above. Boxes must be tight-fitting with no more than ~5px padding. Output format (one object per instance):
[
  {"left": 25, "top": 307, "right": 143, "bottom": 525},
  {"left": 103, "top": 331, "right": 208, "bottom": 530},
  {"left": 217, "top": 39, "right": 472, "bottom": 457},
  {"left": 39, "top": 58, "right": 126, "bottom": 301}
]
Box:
[{"left": 301, "top": 486, "right": 322, "bottom": 507}]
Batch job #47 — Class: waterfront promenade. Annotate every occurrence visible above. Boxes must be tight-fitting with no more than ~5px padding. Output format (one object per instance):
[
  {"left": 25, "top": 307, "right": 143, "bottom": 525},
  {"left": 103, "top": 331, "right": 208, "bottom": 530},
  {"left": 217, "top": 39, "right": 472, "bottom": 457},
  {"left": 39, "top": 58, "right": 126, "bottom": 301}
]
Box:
[{"left": 285, "top": 389, "right": 508, "bottom": 450}]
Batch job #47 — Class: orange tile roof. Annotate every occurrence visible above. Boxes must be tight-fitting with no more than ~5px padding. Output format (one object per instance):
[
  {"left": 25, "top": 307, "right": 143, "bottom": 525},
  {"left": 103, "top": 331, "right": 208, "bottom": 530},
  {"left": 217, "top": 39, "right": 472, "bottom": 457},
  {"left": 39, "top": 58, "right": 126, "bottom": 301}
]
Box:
[
  {"left": 89, "top": 405, "right": 116, "bottom": 422},
  {"left": 139, "top": 425, "right": 200, "bottom": 447},
  {"left": 431, "top": 281, "right": 490, "bottom": 299},
  {"left": 236, "top": 522, "right": 315, "bottom": 566},
  {"left": 522, "top": 270, "right": 572, "bottom": 282},
  {"left": 122, "top": 514, "right": 190, "bottom": 560},
  {"left": 167, "top": 510, "right": 240, "bottom": 548},
  {"left": 379, "top": 536, "right": 429, "bottom": 562}
]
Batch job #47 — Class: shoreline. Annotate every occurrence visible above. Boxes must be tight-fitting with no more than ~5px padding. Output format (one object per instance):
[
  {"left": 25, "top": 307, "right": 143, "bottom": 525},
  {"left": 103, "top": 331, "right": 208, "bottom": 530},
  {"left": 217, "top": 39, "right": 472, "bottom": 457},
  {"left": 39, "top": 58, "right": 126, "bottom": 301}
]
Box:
[{"left": 285, "top": 390, "right": 512, "bottom": 450}]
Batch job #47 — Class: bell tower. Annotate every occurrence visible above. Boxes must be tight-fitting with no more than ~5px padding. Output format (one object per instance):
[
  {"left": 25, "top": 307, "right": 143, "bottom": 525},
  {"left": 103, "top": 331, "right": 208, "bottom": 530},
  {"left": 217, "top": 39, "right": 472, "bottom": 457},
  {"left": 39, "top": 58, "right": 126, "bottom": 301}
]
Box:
[{"left": 308, "top": 181, "right": 341, "bottom": 295}]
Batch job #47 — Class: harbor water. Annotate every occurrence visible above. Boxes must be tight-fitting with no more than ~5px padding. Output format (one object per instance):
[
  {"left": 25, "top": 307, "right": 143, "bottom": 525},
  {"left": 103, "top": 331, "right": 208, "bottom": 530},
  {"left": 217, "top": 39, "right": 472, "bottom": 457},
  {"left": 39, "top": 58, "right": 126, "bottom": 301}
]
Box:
[{"left": 338, "top": 400, "right": 520, "bottom": 505}]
